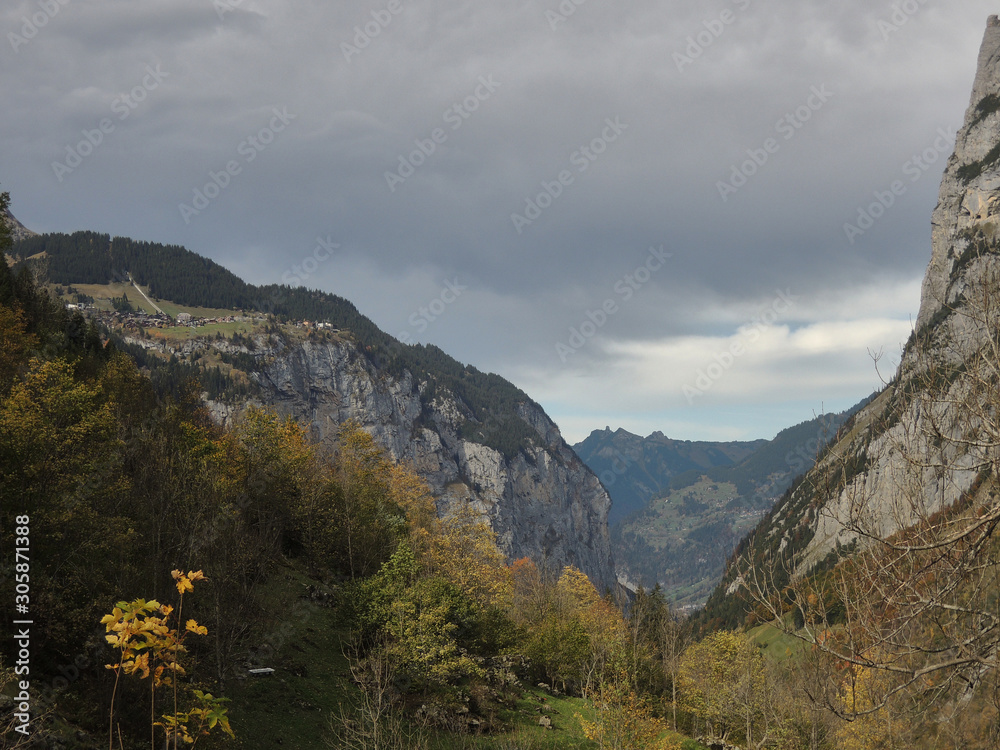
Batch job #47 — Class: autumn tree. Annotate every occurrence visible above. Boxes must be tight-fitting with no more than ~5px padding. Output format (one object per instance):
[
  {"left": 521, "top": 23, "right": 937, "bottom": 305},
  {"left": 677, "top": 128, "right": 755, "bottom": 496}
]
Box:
[
  {"left": 0, "top": 357, "right": 135, "bottom": 655},
  {"left": 678, "top": 630, "right": 775, "bottom": 747},
  {"left": 330, "top": 422, "right": 406, "bottom": 578}
]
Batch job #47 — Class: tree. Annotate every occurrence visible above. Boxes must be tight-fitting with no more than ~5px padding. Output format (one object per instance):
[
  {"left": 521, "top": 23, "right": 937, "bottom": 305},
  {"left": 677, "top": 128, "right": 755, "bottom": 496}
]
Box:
[
  {"left": 577, "top": 676, "right": 667, "bottom": 750},
  {"left": 678, "top": 630, "right": 771, "bottom": 747},
  {"left": 331, "top": 422, "right": 403, "bottom": 578},
  {"left": 428, "top": 503, "right": 512, "bottom": 611},
  {"left": 0, "top": 304, "right": 37, "bottom": 393},
  {"left": 101, "top": 570, "right": 234, "bottom": 749},
  {"left": 0, "top": 189, "right": 12, "bottom": 256}
]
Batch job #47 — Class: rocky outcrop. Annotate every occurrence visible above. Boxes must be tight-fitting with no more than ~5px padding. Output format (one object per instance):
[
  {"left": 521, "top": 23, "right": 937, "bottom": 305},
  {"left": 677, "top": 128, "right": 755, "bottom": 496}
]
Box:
[
  {"left": 4, "top": 209, "right": 36, "bottom": 243},
  {"left": 713, "top": 16, "right": 1000, "bottom": 590},
  {"left": 916, "top": 17, "right": 1000, "bottom": 334},
  {"left": 794, "top": 19, "right": 1000, "bottom": 568},
  {"left": 250, "top": 338, "right": 616, "bottom": 591}
]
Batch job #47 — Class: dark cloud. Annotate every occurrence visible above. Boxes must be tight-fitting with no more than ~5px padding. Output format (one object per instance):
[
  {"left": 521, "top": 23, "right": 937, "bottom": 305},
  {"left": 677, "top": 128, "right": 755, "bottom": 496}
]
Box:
[{"left": 2, "top": 0, "right": 993, "bottom": 440}]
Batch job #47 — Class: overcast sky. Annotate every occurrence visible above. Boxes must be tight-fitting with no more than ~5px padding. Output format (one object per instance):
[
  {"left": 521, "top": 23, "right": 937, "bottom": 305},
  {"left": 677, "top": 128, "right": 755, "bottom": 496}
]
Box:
[{"left": 2, "top": 0, "right": 994, "bottom": 443}]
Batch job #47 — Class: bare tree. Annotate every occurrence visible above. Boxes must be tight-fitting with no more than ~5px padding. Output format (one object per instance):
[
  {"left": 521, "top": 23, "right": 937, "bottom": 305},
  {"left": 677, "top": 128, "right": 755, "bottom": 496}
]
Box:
[
  {"left": 328, "top": 644, "right": 428, "bottom": 750},
  {"left": 742, "top": 245, "right": 1000, "bottom": 736}
]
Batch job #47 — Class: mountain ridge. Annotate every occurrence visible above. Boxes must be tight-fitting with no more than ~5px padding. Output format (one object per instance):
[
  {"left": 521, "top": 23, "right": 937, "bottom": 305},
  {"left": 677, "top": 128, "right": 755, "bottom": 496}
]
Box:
[
  {"left": 580, "top": 405, "right": 863, "bottom": 606},
  {"left": 11, "top": 229, "right": 618, "bottom": 590}
]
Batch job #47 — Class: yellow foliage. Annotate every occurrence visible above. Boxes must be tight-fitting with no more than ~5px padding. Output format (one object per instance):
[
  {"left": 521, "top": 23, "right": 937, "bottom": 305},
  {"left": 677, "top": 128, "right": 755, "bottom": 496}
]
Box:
[
  {"left": 557, "top": 566, "right": 628, "bottom": 662},
  {"left": 677, "top": 630, "right": 767, "bottom": 740},
  {"left": 427, "top": 504, "right": 513, "bottom": 609},
  {"left": 172, "top": 568, "right": 207, "bottom": 595},
  {"left": 577, "top": 680, "right": 666, "bottom": 750},
  {"left": 101, "top": 570, "right": 233, "bottom": 746},
  {"left": 833, "top": 662, "right": 903, "bottom": 750}
]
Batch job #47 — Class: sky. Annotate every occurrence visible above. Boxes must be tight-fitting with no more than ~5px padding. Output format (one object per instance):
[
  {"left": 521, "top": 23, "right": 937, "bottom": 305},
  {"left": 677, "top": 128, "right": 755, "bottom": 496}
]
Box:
[{"left": 2, "top": 0, "right": 994, "bottom": 444}]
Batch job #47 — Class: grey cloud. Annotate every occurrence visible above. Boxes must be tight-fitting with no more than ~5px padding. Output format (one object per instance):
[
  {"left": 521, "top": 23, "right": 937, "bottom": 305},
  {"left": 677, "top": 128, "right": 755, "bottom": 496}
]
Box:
[{"left": 2, "top": 0, "right": 995, "bottom": 437}]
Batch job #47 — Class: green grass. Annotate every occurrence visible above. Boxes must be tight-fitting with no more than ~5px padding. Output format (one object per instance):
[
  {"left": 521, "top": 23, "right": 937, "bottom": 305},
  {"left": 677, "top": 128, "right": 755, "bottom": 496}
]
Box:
[
  {"left": 222, "top": 563, "right": 354, "bottom": 749},
  {"left": 748, "top": 622, "right": 809, "bottom": 664},
  {"left": 430, "top": 689, "right": 598, "bottom": 750},
  {"left": 151, "top": 299, "right": 245, "bottom": 320},
  {"left": 149, "top": 320, "right": 259, "bottom": 341},
  {"left": 67, "top": 282, "right": 158, "bottom": 313},
  {"left": 220, "top": 560, "right": 605, "bottom": 750},
  {"left": 58, "top": 282, "right": 248, "bottom": 321}
]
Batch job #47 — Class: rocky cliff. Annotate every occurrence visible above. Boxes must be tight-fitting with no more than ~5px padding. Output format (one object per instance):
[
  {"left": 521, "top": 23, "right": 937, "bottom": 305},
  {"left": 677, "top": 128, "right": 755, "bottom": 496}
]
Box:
[
  {"left": 15, "top": 222, "right": 617, "bottom": 591},
  {"left": 4, "top": 209, "right": 36, "bottom": 243},
  {"left": 228, "top": 336, "right": 617, "bottom": 592},
  {"left": 705, "top": 15, "right": 1000, "bottom": 609}
]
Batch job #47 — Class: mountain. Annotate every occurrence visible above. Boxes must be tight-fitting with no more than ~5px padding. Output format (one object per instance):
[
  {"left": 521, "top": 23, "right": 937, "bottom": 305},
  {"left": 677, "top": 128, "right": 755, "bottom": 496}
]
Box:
[
  {"left": 701, "top": 16, "right": 1000, "bottom": 633},
  {"left": 581, "top": 408, "right": 862, "bottom": 607},
  {"left": 3, "top": 207, "right": 35, "bottom": 243},
  {"left": 572, "top": 428, "right": 766, "bottom": 526},
  {"left": 9, "top": 231, "right": 617, "bottom": 591}
]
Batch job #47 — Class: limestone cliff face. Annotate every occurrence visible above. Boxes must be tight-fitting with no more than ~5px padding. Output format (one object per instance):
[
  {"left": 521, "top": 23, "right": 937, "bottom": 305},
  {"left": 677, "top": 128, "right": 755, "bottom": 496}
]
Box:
[
  {"left": 916, "top": 15, "right": 1000, "bottom": 335},
  {"left": 715, "top": 16, "right": 1000, "bottom": 590},
  {"left": 249, "top": 338, "right": 616, "bottom": 591}
]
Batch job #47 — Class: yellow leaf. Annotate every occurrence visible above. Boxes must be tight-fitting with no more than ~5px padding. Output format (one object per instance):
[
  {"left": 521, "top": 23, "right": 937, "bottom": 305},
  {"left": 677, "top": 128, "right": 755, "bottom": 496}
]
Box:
[{"left": 185, "top": 619, "right": 208, "bottom": 636}]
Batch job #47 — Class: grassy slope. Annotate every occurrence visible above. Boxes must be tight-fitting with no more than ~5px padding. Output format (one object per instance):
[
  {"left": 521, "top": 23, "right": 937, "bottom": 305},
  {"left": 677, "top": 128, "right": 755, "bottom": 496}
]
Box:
[
  {"left": 747, "top": 622, "right": 809, "bottom": 665},
  {"left": 59, "top": 282, "right": 241, "bottom": 320},
  {"left": 221, "top": 561, "right": 608, "bottom": 750}
]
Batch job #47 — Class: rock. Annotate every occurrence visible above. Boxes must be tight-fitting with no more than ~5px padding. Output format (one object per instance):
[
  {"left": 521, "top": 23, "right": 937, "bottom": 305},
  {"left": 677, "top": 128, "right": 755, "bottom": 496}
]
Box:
[
  {"left": 917, "top": 19, "right": 1000, "bottom": 333},
  {"left": 237, "top": 336, "right": 615, "bottom": 589},
  {"left": 538, "top": 716, "right": 552, "bottom": 729},
  {"left": 724, "top": 17, "right": 1000, "bottom": 599},
  {"left": 4, "top": 208, "right": 36, "bottom": 243}
]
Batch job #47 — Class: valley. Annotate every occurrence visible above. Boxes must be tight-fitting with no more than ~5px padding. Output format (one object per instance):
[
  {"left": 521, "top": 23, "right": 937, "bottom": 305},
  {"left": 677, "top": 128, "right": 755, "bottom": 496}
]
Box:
[{"left": 6, "top": 10, "right": 1000, "bottom": 749}]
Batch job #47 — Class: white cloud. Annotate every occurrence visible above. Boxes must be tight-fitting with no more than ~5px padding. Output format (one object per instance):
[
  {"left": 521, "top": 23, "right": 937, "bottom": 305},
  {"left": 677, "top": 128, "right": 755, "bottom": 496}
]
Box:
[{"left": 512, "top": 279, "right": 918, "bottom": 443}]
